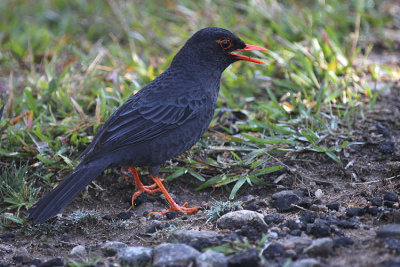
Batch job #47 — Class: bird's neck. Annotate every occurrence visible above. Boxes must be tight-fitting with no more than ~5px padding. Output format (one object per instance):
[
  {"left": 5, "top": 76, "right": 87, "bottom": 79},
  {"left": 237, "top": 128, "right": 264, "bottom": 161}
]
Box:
[{"left": 170, "top": 46, "right": 230, "bottom": 75}]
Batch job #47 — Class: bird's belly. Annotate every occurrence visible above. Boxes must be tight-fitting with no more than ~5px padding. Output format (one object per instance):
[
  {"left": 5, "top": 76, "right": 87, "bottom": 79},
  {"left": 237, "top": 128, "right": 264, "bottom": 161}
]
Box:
[{"left": 147, "top": 110, "right": 213, "bottom": 165}]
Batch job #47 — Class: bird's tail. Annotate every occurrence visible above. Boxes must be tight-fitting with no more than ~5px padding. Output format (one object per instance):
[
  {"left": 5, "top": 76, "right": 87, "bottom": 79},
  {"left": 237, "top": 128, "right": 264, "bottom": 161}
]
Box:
[{"left": 28, "top": 160, "right": 108, "bottom": 223}]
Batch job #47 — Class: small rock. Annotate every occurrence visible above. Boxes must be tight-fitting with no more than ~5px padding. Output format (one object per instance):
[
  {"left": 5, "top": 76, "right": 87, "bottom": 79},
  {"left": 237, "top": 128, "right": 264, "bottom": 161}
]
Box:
[
  {"left": 239, "top": 195, "right": 256, "bottom": 203},
  {"left": 0, "top": 232, "right": 15, "bottom": 242},
  {"left": 166, "top": 211, "right": 179, "bottom": 220},
  {"left": 153, "top": 243, "right": 200, "bottom": 267},
  {"left": 377, "top": 224, "right": 400, "bottom": 239},
  {"left": 262, "top": 242, "right": 286, "bottom": 259},
  {"left": 101, "top": 241, "right": 128, "bottom": 257},
  {"left": 133, "top": 192, "right": 147, "bottom": 206},
  {"left": 300, "top": 211, "right": 316, "bottom": 225},
  {"left": 307, "top": 220, "right": 331, "bottom": 237},
  {"left": 333, "top": 218, "right": 358, "bottom": 229},
  {"left": 346, "top": 207, "right": 365, "bottom": 217},
  {"left": 117, "top": 246, "right": 153, "bottom": 267},
  {"left": 290, "top": 258, "right": 322, "bottom": 267},
  {"left": 384, "top": 200, "right": 396, "bottom": 208},
  {"left": 217, "top": 210, "right": 267, "bottom": 230},
  {"left": 69, "top": 245, "right": 87, "bottom": 260},
  {"left": 333, "top": 236, "right": 354, "bottom": 248},
  {"left": 38, "top": 258, "right": 63, "bottom": 267},
  {"left": 237, "top": 225, "right": 264, "bottom": 241},
  {"left": 381, "top": 259, "right": 400, "bottom": 267},
  {"left": 371, "top": 196, "right": 383, "bottom": 206},
  {"left": 196, "top": 250, "right": 228, "bottom": 267},
  {"left": 272, "top": 193, "right": 301, "bottom": 212},
  {"left": 314, "top": 189, "right": 323, "bottom": 199},
  {"left": 382, "top": 238, "right": 400, "bottom": 252},
  {"left": 376, "top": 123, "right": 390, "bottom": 136},
  {"left": 379, "top": 141, "right": 395, "bottom": 154},
  {"left": 285, "top": 219, "right": 300, "bottom": 230},
  {"left": 367, "top": 206, "right": 380, "bottom": 216},
  {"left": 243, "top": 202, "right": 260, "bottom": 211},
  {"left": 272, "top": 190, "right": 304, "bottom": 199},
  {"left": 282, "top": 236, "right": 313, "bottom": 248},
  {"left": 384, "top": 192, "right": 399, "bottom": 202},
  {"left": 169, "top": 230, "right": 221, "bottom": 250},
  {"left": 326, "top": 202, "right": 340, "bottom": 211},
  {"left": 304, "top": 237, "right": 333, "bottom": 257},
  {"left": 12, "top": 248, "right": 31, "bottom": 264},
  {"left": 146, "top": 220, "right": 164, "bottom": 233},
  {"left": 264, "top": 214, "right": 284, "bottom": 225},
  {"left": 117, "top": 211, "right": 133, "bottom": 220},
  {"left": 227, "top": 249, "right": 259, "bottom": 267},
  {"left": 290, "top": 229, "right": 302, "bottom": 236},
  {"left": 30, "top": 258, "right": 42, "bottom": 266}
]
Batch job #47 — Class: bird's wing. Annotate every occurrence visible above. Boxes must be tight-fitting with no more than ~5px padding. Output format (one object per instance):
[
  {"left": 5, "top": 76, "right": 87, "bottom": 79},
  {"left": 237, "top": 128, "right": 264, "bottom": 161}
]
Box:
[{"left": 80, "top": 87, "right": 207, "bottom": 159}]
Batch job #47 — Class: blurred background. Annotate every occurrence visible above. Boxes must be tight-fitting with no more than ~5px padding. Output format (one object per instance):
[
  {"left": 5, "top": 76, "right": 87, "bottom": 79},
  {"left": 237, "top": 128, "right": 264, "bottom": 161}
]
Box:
[{"left": 0, "top": 0, "right": 399, "bottom": 222}]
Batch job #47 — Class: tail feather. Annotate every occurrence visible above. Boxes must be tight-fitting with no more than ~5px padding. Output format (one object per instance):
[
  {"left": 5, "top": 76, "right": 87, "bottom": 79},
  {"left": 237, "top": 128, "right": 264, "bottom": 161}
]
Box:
[{"left": 28, "top": 161, "right": 107, "bottom": 223}]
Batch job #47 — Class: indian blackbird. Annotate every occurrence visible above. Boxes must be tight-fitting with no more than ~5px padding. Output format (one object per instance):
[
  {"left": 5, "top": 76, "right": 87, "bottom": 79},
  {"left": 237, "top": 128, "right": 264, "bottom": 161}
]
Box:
[{"left": 28, "top": 27, "right": 267, "bottom": 223}]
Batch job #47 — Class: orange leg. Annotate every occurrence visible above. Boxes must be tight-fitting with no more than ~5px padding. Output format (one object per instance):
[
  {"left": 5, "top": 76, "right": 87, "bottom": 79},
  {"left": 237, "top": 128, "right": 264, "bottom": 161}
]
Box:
[
  {"left": 129, "top": 167, "right": 162, "bottom": 207},
  {"left": 148, "top": 174, "right": 201, "bottom": 215}
]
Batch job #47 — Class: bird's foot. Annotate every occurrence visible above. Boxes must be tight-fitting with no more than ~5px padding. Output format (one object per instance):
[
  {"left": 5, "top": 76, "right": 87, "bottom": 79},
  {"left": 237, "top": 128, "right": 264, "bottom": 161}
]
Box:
[
  {"left": 147, "top": 174, "right": 201, "bottom": 215},
  {"left": 129, "top": 167, "right": 164, "bottom": 207},
  {"left": 149, "top": 202, "right": 201, "bottom": 215}
]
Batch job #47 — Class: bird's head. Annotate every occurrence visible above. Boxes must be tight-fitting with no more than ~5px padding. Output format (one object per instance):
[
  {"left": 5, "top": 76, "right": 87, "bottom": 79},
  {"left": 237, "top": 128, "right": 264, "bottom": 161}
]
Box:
[{"left": 171, "top": 27, "right": 268, "bottom": 71}]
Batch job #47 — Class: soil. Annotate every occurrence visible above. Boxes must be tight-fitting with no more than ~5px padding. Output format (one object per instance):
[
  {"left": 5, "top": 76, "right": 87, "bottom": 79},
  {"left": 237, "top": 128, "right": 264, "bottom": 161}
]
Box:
[{"left": 1, "top": 39, "right": 400, "bottom": 267}]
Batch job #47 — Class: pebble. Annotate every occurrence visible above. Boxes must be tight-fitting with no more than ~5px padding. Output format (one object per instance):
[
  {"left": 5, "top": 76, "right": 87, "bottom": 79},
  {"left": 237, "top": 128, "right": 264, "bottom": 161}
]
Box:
[
  {"left": 314, "top": 189, "right": 323, "bottom": 199},
  {"left": 264, "top": 214, "right": 284, "bottom": 225},
  {"left": 381, "top": 259, "right": 400, "bottom": 267},
  {"left": 196, "top": 250, "right": 228, "bottom": 267},
  {"left": 69, "top": 245, "right": 87, "bottom": 260},
  {"left": 346, "top": 207, "right": 366, "bottom": 217},
  {"left": 272, "top": 190, "right": 304, "bottom": 199},
  {"left": 304, "top": 237, "right": 333, "bottom": 257},
  {"left": 0, "top": 232, "right": 15, "bottom": 242},
  {"left": 217, "top": 210, "right": 267, "bottom": 230},
  {"left": 117, "top": 246, "right": 153, "bottom": 267},
  {"left": 371, "top": 196, "right": 383, "bottom": 206},
  {"left": 290, "top": 258, "right": 322, "bottom": 267},
  {"left": 145, "top": 220, "right": 164, "bottom": 233},
  {"left": 384, "top": 191, "right": 399, "bottom": 202},
  {"left": 153, "top": 243, "right": 200, "bottom": 267},
  {"left": 379, "top": 141, "right": 395, "bottom": 154},
  {"left": 227, "top": 249, "right": 259, "bottom": 267},
  {"left": 101, "top": 241, "right": 128, "bottom": 257},
  {"left": 366, "top": 206, "right": 380, "bottom": 216},
  {"left": 326, "top": 202, "right": 340, "bottom": 211},
  {"left": 262, "top": 242, "right": 286, "bottom": 259},
  {"left": 376, "top": 123, "right": 390, "bottom": 136},
  {"left": 306, "top": 220, "right": 331, "bottom": 237},
  {"left": 169, "top": 230, "right": 221, "bottom": 250},
  {"left": 12, "top": 248, "right": 31, "bottom": 264},
  {"left": 272, "top": 193, "right": 301, "bottom": 212},
  {"left": 377, "top": 224, "right": 400, "bottom": 239},
  {"left": 38, "top": 258, "right": 64, "bottom": 267},
  {"left": 117, "top": 211, "right": 133, "bottom": 220},
  {"left": 333, "top": 236, "right": 354, "bottom": 248},
  {"left": 285, "top": 219, "right": 300, "bottom": 230}
]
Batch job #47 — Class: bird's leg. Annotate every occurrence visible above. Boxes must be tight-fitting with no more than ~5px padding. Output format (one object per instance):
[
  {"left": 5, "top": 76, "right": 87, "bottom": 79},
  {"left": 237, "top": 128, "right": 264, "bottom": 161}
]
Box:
[
  {"left": 129, "top": 167, "right": 163, "bottom": 207},
  {"left": 148, "top": 174, "right": 201, "bottom": 215}
]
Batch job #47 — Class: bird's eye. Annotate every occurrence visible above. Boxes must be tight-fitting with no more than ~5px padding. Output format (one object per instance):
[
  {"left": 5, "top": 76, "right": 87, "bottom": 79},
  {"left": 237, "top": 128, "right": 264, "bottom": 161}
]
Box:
[{"left": 219, "top": 39, "right": 232, "bottom": 49}]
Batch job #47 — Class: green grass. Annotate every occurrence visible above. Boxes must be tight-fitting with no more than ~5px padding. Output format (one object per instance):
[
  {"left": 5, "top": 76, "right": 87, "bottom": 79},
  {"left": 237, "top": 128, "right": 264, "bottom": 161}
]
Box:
[{"left": 0, "top": 0, "right": 397, "bottom": 225}]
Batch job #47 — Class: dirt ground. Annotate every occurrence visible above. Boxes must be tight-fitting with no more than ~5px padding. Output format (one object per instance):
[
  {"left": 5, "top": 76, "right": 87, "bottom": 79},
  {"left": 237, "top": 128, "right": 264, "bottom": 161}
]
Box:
[{"left": 1, "top": 44, "right": 400, "bottom": 267}]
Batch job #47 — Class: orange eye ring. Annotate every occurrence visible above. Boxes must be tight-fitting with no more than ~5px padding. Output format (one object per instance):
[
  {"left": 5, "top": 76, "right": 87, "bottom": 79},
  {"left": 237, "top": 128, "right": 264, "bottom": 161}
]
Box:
[{"left": 218, "top": 39, "right": 232, "bottom": 49}]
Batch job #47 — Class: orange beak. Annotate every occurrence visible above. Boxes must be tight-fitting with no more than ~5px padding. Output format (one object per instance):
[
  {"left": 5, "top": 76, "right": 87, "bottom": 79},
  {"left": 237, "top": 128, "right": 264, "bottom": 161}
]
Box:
[{"left": 229, "top": 44, "right": 268, "bottom": 64}]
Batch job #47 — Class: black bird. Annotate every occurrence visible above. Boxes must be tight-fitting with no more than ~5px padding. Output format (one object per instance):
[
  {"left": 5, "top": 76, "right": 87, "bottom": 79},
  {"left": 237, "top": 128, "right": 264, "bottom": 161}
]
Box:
[{"left": 28, "top": 27, "right": 267, "bottom": 223}]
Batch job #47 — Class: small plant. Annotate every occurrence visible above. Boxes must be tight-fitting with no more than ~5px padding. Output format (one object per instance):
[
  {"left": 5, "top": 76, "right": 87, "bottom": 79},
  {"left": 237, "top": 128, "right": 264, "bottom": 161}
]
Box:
[
  {"left": 203, "top": 200, "right": 243, "bottom": 223},
  {"left": 0, "top": 162, "right": 40, "bottom": 226}
]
